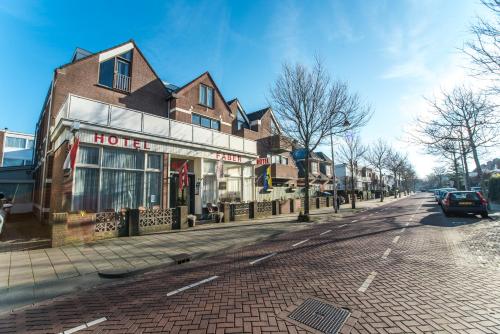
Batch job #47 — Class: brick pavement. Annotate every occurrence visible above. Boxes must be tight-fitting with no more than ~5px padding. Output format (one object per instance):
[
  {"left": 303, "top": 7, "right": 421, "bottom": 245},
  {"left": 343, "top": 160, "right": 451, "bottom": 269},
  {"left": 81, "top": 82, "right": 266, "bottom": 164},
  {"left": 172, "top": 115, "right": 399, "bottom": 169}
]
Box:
[
  {"left": 1, "top": 194, "right": 498, "bottom": 333},
  {"left": 0, "top": 196, "right": 405, "bottom": 314}
]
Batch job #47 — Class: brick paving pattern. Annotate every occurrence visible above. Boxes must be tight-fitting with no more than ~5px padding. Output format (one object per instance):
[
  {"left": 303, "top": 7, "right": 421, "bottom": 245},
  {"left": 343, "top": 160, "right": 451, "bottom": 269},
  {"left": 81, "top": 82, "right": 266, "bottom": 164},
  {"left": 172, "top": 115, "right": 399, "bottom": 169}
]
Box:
[{"left": 0, "top": 194, "right": 498, "bottom": 333}]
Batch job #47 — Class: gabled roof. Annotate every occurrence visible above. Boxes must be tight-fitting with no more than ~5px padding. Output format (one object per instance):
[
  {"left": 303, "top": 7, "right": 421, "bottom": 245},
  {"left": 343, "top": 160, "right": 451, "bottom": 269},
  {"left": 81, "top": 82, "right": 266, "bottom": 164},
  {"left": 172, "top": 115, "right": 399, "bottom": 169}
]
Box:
[
  {"left": 173, "top": 71, "right": 232, "bottom": 114},
  {"left": 58, "top": 39, "right": 166, "bottom": 93},
  {"left": 246, "top": 107, "right": 283, "bottom": 133},
  {"left": 315, "top": 152, "right": 332, "bottom": 163},
  {"left": 228, "top": 98, "right": 250, "bottom": 123},
  {"left": 246, "top": 107, "right": 269, "bottom": 121}
]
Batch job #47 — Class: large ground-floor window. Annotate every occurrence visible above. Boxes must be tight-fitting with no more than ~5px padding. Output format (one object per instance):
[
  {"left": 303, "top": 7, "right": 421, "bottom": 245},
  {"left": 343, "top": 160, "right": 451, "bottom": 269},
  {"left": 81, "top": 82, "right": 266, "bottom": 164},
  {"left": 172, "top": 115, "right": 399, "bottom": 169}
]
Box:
[{"left": 72, "top": 145, "right": 162, "bottom": 212}]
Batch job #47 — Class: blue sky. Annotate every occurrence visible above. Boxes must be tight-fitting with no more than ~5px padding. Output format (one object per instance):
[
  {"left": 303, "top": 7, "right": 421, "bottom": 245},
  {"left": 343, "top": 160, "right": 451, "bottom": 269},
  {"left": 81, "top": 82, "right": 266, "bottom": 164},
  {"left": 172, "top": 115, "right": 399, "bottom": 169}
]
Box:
[{"left": 0, "top": 0, "right": 489, "bottom": 176}]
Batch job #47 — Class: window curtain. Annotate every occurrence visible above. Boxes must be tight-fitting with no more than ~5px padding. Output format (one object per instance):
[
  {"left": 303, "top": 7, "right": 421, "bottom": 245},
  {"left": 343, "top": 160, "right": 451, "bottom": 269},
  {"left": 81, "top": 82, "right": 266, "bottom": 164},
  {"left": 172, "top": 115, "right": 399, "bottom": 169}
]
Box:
[
  {"left": 243, "top": 178, "right": 253, "bottom": 202},
  {"left": 73, "top": 168, "right": 99, "bottom": 212},
  {"left": 100, "top": 170, "right": 143, "bottom": 211},
  {"left": 227, "top": 177, "right": 241, "bottom": 200},
  {"left": 102, "top": 148, "right": 144, "bottom": 169},
  {"left": 77, "top": 146, "right": 99, "bottom": 165},
  {"left": 202, "top": 175, "right": 217, "bottom": 206},
  {"left": 146, "top": 172, "right": 161, "bottom": 207}
]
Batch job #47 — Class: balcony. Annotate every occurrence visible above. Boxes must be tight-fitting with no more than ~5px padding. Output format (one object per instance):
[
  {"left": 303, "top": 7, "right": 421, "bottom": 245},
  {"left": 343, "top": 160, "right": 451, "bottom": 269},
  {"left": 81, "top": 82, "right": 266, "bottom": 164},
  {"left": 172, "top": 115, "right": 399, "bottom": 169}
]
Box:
[
  {"left": 55, "top": 94, "right": 257, "bottom": 156},
  {"left": 270, "top": 134, "right": 293, "bottom": 152},
  {"left": 271, "top": 163, "right": 298, "bottom": 180},
  {"left": 114, "top": 73, "right": 131, "bottom": 92}
]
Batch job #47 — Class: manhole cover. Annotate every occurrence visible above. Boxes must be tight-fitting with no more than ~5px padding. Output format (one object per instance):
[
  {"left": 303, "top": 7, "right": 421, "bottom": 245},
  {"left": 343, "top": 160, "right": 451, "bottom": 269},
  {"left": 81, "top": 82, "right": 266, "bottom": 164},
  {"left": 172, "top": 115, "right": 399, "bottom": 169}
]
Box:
[{"left": 288, "top": 298, "right": 351, "bottom": 334}]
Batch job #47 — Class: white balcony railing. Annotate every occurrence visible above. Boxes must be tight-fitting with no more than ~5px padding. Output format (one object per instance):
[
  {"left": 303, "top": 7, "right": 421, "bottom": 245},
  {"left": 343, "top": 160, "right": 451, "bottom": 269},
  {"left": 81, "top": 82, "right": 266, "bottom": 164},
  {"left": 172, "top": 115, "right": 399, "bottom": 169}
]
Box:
[{"left": 55, "top": 94, "right": 257, "bottom": 155}]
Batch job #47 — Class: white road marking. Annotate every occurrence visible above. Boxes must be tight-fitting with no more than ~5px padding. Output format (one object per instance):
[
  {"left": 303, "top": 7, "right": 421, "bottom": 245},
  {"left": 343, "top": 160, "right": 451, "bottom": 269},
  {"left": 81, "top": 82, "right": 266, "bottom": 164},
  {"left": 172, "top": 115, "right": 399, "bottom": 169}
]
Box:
[
  {"left": 320, "top": 230, "right": 332, "bottom": 235},
  {"left": 351, "top": 219, "right": 358, "bottom": 223},
  {"left": 393, "top": 236, "right": 400, "bottom": 244},
  {"left": 405, "top": 222, "right": 410, "bottom": 227},
  {"left": 166, "top": 276, "right": 218, "bottom": 296},
  {"left": 400, "top": 228, "right": 406, "bottom": 233},
  {"left": 382, "top": 248, "right": 392, "bottom": 259},
  {"left": 86, "top": 318, "right": 107, "bottom": 327},
  {"left": 358, "top": 271, "right": 377, "bottom": 292},
  {"left": 338, "top": 224, "right": 347, "bottom": 228},
  {"left": 292, "top": 239, "right": 309, "bottom": 247},
  {"left": 60, "top": 317, "right": 107, "bottom": 334},
  {"left": 249, "top": 253, "right": 277, "bottom": 265}
]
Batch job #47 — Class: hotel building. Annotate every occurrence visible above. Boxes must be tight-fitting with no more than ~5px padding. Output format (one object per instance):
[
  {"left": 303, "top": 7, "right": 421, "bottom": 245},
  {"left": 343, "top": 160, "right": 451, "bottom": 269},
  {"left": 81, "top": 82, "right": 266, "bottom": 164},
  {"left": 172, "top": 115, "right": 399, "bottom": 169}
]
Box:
[{"left": 33, "top": 40, "right": 301, "bottom": 221}]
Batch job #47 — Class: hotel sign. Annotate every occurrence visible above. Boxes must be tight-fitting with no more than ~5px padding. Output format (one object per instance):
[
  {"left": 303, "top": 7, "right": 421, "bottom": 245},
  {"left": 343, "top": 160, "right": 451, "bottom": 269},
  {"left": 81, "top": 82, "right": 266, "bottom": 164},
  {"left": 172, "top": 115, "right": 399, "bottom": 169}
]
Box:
[{"left": 93, "top": 133, "right": 151, "bottom": 150}]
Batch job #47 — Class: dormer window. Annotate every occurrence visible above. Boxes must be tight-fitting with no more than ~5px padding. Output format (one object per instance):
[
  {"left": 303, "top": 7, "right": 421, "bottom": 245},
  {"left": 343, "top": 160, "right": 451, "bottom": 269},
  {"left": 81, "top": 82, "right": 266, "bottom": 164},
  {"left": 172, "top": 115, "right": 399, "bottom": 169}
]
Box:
[
  {"left": 98, "top": 50, "right": 132, "bottom": 92},
  {"left": 199, "top": 84, "right": 214, "bottom": 108},
  {"left": 236, "top": 107, "right": 249, "bottom": 130}
]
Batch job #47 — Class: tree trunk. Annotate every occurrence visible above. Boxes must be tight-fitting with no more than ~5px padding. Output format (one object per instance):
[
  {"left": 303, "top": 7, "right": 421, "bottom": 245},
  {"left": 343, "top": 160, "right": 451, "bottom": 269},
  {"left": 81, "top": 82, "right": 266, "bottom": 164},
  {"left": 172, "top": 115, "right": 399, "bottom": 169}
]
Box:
[
  {"left": 394, "top": 172, "right": 397, "bottom": 198},
  {"left": 452, "top": 151, "right": 460, "bottom": 189},
  {"left": 304, "top": 153, "right": 310, "bottom": 215},
  {"left": 464, "top": 121, "right": 483, "bottom": 188},
  {"left": 350, "top": 161, "right": 356, "bottom": 209},
  {"left": 459, "top": 138, "right": 470, "bottom": 190},
  {"left": 379, "top": 169, "right": 384, "bottom": 202}
]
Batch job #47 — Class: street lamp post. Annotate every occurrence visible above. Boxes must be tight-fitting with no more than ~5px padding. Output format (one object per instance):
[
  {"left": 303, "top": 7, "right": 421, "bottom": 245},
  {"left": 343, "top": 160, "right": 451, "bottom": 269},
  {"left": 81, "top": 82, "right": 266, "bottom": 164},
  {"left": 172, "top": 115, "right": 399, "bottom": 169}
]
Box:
[{"left": 330, "top": 118, "right": 350, "bottom": 214}]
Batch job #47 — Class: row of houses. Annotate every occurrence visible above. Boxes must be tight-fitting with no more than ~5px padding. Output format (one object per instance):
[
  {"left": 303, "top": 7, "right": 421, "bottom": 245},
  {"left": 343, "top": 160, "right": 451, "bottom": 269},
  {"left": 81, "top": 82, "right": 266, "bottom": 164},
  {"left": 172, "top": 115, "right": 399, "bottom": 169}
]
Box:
[{"left": 2, "top": 40, "right": 398, "bottom": 221}]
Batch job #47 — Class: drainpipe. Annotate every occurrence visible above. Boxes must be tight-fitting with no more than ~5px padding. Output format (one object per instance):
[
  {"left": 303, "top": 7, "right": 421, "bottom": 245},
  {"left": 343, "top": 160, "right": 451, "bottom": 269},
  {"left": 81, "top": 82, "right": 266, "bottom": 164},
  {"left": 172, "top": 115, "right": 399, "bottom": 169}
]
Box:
[{"left": 39, "top": 70, "right": 56, "bottom": 219}]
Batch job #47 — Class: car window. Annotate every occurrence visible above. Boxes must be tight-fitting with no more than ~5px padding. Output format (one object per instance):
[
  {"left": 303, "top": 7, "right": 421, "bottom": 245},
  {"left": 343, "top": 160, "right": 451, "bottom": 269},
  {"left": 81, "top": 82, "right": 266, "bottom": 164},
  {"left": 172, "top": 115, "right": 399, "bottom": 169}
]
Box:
[{"left": 449, "top": 192, "right": 480, "bottom": 201}]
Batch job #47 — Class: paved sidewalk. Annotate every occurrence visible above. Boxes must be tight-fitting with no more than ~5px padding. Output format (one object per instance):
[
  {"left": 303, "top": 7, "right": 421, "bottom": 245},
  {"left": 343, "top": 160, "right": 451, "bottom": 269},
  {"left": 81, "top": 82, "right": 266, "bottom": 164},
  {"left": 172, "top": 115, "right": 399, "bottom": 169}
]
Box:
[{"left": 0, "top": 195, "right": 407, "bottom": 314}]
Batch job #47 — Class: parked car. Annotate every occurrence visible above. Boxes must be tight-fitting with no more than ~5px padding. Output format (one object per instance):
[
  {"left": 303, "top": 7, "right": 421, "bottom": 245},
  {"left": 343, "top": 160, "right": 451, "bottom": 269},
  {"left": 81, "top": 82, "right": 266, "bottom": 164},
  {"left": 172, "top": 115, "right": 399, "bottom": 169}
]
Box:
[
  {"left": 435, "top": 188, "right": 457, "bottom": 205},
  {"left": 441, "top": 191, "right": 489, "bottom": 218},
  {"left": 0, "top": 193, "right": 13, "bottom": 237},
  {"left": 470, "top": 186, "right": 482, "bottom": 193}
]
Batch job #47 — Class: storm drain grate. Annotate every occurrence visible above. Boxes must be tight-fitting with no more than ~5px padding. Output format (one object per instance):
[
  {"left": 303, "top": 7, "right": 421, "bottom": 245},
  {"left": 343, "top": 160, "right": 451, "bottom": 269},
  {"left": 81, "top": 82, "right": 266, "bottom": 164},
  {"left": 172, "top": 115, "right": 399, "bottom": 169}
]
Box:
[{"left": 288, "top": 298, "right": 351, "bottom": 334}]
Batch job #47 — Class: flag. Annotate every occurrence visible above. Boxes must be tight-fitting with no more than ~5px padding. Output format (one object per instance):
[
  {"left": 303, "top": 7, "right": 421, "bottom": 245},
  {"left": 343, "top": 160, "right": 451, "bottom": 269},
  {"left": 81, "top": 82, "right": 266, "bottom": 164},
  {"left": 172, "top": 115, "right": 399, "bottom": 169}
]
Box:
[
  {"left": 263, "top": 165, "right": 273, "bottom": 191},
  {"left": 63, "top": 136, "right": 79, "bottom": 175},
  {"left": 178, "top": 161, "right": 189, "bottom": 190},
  {"left": 215, "top": 154, "right": 224, "bottom": 180},
  {"left": 266, "top": 165, "right": 273, "bottom": 189}
]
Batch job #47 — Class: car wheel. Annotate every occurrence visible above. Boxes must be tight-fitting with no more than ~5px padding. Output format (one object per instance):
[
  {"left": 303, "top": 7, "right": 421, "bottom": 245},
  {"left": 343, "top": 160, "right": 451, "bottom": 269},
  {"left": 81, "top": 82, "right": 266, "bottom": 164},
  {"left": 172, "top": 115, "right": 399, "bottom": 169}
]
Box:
[{"left": 480, "top": 212, "right": 489, "bottom": 218}]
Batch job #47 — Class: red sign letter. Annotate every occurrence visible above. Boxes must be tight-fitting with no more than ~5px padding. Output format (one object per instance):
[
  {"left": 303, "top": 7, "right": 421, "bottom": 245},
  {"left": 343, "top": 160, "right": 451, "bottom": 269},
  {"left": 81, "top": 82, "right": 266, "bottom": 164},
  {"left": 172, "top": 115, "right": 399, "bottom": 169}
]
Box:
[
  {"left": 108, "top": 135, "right": 118, "bottom": 145},
  {"left": 94, "top": 133, "right": 104, "bottom": 144}
]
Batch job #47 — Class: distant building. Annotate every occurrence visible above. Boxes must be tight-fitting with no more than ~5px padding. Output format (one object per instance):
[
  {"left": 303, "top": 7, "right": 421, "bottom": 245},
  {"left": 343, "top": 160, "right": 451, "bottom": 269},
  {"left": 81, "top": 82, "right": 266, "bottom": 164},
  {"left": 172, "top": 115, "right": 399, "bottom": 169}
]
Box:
[{"left": 0, "top": 129, "right": 34, "bottom": 167}]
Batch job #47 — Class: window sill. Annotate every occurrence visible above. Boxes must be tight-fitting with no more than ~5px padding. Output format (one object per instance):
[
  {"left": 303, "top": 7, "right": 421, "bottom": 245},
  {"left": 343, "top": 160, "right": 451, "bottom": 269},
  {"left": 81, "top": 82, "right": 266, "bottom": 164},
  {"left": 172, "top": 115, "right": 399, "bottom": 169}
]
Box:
[
  {"left": 95, "top": 84, "right": 131, "bottom": 95},
  {"left": 198, "top": 103, "right": 214, "bottom": 110}
]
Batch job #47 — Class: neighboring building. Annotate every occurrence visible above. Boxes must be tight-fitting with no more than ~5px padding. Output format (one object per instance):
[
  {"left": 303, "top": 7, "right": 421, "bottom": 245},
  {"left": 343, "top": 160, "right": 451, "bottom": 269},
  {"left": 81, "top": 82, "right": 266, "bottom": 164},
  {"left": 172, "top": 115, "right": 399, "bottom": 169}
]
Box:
[
  {"left": 315, "top": 152, "right": 334, "bottom": 191},
  {"left": 0, "top": 165, "right": 34, "bottom": 213},
  {"left": 292, "top": 149, "right": 330, "bottom": 194},
  {"left": 0, "top": 129, "right": 34, "bottom": 167},
  {"left": 33, "top": 40, "right": 258, "bottom": 221},
  {"left": 226, "top": 102, "right": 299, "bottom": 201}
]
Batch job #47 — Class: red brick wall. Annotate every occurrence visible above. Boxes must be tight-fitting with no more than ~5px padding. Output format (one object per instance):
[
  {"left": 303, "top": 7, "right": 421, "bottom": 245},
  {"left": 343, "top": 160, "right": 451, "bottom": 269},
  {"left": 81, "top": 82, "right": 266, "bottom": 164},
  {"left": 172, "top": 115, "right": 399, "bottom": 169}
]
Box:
[
  {"left": 0, "top": 131, "right": 4, "bottom": 166},
  {"left": 51, "top": 47, "right": 169, "bottom": 128},
  {"left": 170, "top": 73, "right": 233, "bottom": 134}
]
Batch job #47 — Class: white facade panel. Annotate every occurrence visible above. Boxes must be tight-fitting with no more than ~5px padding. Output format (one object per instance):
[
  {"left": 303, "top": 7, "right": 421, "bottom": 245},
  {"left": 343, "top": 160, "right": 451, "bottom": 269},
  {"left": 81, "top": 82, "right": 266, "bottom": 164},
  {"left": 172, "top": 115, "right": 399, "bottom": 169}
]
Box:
[
  {"left": 69, "top": 96, "right": 109, "bottom": 126},
  {"left": 143, "top": 114, "right": 170, "bottom": 137},
  {"left": 213, "top": 132, "right": 229, "bottom": 148},
  {"left": 229, "top": 136, "right": 244, "bottom": 151},
  {"left": 244, "top": 139, "right": 257, "bottom": 154},
  {"left": 110, "top": 106, "right": 142, "bottom": 131},
  {"left": 193, "top": 127, "right": 213, "bottom": 145},
  {"left": 170, "top": 121, "right": 193, "bottom": 141}
]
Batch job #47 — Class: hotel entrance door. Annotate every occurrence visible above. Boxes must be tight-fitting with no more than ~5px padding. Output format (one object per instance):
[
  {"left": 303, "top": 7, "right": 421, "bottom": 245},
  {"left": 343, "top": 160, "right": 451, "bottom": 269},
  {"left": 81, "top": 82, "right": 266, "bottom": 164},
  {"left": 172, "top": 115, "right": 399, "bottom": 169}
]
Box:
[{"left": 169, "top": 174, "right": 195, "bottom": 214}]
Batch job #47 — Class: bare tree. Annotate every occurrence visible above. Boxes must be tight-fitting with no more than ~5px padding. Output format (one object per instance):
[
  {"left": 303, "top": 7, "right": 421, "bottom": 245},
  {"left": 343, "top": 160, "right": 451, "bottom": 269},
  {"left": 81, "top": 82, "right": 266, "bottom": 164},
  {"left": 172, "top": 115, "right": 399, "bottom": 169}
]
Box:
[
  {"left": 366, "top": 139, "right": 390, "bottom": 202},
  {"left": 326, "top": 81, "right": 371, "bottom": 212},
  {"left": 385, "top": 150, "right": 407, "bottom": 198},
  {"left": 432, "top": 166, "right": 448, "bottom": 188},
  {"left": 463, "top": 0, "right": 500, "bottom": 93},
  {"left": 270, "top": 59, "right": 370, "bottom": 219},
  {"left": 414, "top": 86, "right": 499, "bottom": 190},
  {"left": 337, "top": 134, "right": 367, "bottom": 209}
]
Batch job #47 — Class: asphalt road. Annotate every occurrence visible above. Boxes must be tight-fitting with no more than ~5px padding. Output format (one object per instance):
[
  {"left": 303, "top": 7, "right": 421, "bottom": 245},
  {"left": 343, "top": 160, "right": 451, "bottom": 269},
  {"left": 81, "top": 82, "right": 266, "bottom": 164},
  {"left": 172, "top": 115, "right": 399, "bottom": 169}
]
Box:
[{"left": 1, "top": 193, "right": 499, "bottom": 334}]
